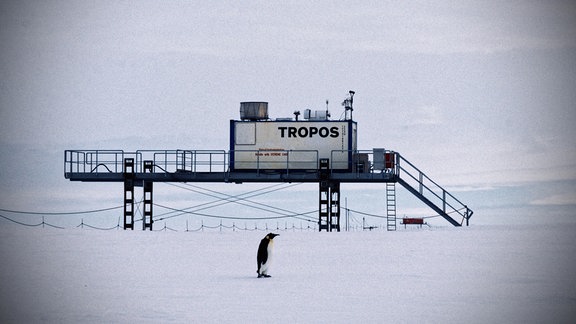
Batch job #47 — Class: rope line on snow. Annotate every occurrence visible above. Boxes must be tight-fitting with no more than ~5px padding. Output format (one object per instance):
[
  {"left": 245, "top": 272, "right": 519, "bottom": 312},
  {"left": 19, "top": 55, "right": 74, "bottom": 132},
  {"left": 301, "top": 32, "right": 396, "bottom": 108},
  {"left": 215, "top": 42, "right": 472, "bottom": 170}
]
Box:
[
  {"left": 0, "top": 211, "right": 412, "bottom": 232},
  {"left": 0, "top": 206, "right": 123, "bottom": 215},
  {"left": 0, "top": 214, "right": 65, "bottom": 229},
  {"left": 77, "top": 218, "right": 121, "bottom": 230}
]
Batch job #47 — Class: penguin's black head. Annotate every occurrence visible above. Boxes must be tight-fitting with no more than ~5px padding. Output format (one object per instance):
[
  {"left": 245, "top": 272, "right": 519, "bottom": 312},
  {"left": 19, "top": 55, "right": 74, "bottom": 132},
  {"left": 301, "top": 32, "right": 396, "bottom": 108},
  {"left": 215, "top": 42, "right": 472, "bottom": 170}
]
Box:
[{"left": 266, "top": 233, "right": 279, "bottom": 240}]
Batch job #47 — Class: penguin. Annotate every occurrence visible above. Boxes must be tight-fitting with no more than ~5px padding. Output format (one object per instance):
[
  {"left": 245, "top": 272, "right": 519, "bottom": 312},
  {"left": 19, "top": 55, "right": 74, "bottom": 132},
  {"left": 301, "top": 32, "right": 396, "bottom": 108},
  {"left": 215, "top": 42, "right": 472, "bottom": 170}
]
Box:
[{"left": 257, "top": 233, "right": 279, "bottom": 278}]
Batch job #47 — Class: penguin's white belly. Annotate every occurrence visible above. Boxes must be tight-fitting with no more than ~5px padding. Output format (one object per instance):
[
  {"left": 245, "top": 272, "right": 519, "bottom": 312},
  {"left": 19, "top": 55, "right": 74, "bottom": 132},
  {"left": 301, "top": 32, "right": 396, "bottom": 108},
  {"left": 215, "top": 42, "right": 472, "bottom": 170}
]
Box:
[{"left": 260, "top": 241, "right": 274, "bottom": 273}]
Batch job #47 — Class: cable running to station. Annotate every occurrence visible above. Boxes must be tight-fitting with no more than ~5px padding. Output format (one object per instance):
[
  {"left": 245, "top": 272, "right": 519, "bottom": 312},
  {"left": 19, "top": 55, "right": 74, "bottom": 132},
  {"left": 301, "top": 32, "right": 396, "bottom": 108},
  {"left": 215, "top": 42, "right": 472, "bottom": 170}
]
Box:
[
  {"left": 154, "top": 182, "right": 289, "bottom": 219},
  {"left": 155, "top": 182, "right": 317, "bottom": 222},
  {"left": 154, "top": 203, "right": 316, "bottom": 221}
]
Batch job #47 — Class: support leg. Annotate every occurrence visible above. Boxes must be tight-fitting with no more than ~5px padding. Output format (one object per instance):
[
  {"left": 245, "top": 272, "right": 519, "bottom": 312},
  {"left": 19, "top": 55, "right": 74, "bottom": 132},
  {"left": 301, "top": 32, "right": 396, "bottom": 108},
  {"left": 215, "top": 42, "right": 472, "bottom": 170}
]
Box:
[
  {"left": 143, "top": 181, "right": 153, "bottom": 230},
  {"left": 319, "top": 181, "right": 330, "bottom": 231},
  {"left": 319, "top": 181, "right": 340, "bottom": 232},
  {"left": 123, "top": 158, "right": 135, "bottom": 230},
  {"left": 329, "top": 182, "right": 340, "bottom": 232}
]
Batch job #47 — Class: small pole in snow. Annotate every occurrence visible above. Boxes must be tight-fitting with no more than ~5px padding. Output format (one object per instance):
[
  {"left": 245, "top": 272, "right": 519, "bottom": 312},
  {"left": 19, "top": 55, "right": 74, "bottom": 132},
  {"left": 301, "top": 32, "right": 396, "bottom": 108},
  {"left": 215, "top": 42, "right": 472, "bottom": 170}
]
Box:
[{"left": 345, "top": 198, "right": 348, "bottom": 232}]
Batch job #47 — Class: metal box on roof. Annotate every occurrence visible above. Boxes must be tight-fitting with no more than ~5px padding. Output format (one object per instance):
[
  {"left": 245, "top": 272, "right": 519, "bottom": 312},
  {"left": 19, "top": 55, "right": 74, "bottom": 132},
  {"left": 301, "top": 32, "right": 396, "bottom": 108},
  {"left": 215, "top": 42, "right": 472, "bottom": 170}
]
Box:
[{"left": 240, "top": 102, "right": 268, "bottom": 121}]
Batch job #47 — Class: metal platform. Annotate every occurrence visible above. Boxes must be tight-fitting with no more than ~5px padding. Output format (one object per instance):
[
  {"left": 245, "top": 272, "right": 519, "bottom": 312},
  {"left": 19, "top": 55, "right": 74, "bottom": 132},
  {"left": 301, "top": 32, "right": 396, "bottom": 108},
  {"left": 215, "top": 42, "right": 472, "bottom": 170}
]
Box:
[{"left": 64, "top": 149, "right": 473, "bottom": 230}]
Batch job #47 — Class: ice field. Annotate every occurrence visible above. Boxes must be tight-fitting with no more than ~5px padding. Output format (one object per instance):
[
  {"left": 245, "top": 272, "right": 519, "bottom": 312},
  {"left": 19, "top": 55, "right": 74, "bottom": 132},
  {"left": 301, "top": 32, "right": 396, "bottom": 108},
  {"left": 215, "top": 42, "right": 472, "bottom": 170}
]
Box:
[{"left": 1, "top": 223, "right": 575, "bottom": 323}]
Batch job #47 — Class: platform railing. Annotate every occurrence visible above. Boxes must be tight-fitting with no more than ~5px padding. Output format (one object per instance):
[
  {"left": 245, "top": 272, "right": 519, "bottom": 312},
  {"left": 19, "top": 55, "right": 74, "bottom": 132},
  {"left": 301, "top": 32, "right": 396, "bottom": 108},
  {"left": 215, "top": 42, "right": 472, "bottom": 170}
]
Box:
[
  {"left": 65, "top": 150, "right": 136, "bottom": 176},
  {"left": 174, "top": 150, "right": 228, "bottom": 173},
  {"left": 65, "top": 149, "right": 400, "bottom": 176},
  {"left": 65, "top": 149, "right": 323, "bottom": 176},
  {"left": 329, "top": 149, "right": 397, "bottom": 177},
  {"left": 65, "top": 150, "right": 230, "bottom": 176}
]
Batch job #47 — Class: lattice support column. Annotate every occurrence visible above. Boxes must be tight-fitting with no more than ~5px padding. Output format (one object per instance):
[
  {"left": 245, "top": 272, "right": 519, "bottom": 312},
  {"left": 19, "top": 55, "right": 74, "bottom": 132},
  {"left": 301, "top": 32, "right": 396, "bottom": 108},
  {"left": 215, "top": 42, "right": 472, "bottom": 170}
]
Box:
[
  {"left": 319, "top": 181, "right": 330, "bottom": 231},
  {"left": 329, "top": 182, "right": 341, "bottom": 232},
  {"left": 123, "top": 158, "right": 135, "bottom": 230},
  {"left": 143, "top": 160, "right": 154, "bottom": 231},
  {"left": 143, "top": 181, "right": 153, "bottom": 231},
  {"left": 318, "top": 158, "right": 330, "bottom": 231},
  {"left": 319, "top": 180, "right": 341, "bottom": 232}
]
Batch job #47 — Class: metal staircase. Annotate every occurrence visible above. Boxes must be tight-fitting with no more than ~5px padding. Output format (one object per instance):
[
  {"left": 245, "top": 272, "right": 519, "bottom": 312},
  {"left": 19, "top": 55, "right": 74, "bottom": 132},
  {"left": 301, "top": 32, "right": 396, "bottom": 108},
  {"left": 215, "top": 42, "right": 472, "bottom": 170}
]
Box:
[
  {"left": 395, "top": 154, "right": 473, "bottom": 226},
  {"left": 386, "top": 182, "right": 397, "bottom": 231}
]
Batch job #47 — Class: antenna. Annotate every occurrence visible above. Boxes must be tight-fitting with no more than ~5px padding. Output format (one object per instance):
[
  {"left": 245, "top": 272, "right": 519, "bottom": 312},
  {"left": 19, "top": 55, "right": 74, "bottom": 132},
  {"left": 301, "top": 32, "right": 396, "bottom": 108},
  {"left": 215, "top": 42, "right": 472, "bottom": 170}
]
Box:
[
  {"left": 293, "top": 110, "right": 300, "bottom": 121},
  {"left": 325, "top": 99, "right": 330, "bottom": 119},
  {"left": 342, "top": 90, "right": 355, "bottom": 120}
]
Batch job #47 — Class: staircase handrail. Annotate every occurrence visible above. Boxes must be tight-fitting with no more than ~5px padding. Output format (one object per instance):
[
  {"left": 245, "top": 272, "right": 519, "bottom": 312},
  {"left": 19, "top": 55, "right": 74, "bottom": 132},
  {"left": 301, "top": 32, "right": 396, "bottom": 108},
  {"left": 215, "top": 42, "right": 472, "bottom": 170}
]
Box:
[{"left": 395, "top": 153, "right": 472, "bottom": 225}]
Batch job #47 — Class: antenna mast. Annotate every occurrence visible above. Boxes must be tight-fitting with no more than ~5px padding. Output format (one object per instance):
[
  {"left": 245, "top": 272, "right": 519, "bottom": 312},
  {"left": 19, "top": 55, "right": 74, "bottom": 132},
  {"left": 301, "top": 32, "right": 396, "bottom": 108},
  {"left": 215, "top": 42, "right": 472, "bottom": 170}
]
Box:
[{"left": 342, "top": 90, "right": 355, "bottom": 120}]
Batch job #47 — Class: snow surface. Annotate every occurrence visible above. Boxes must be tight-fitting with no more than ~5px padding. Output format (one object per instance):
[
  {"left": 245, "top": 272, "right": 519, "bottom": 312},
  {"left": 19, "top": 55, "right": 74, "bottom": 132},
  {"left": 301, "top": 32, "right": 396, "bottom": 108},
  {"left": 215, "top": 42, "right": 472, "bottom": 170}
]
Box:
[{"left": 1, "top": 224, "right": 575, "bottom": 323}]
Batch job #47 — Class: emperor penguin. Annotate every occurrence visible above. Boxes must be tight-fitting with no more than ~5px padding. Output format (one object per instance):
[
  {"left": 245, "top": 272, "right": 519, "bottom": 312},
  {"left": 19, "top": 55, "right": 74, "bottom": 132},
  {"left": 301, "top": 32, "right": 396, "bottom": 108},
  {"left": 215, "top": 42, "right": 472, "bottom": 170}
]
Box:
[{"left": 257, "top": 233, "right": 279, "bottom": 278}]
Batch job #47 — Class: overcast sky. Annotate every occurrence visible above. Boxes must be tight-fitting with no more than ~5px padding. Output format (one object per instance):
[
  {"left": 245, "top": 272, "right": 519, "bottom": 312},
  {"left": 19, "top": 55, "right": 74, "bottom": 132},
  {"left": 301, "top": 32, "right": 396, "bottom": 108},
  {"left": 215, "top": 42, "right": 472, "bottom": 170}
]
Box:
[{"left": 1, "top": 1, "right": 575, "bottom": 228}]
